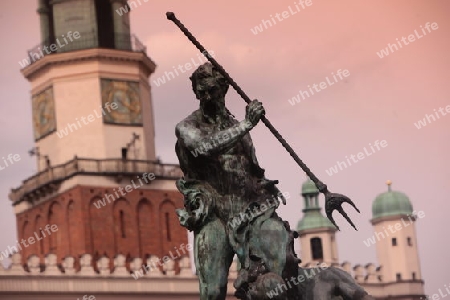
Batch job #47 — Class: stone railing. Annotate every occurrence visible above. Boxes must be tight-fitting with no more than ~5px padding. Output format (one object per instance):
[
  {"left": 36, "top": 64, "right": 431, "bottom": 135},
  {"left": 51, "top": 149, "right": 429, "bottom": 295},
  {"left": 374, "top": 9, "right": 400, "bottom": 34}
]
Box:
[
  {"left": 0, "top": 253, "right": 240, "bottom": 298},
  {"left": 301, "top": 261, "right": 382, "bottom": 283},
  {"left": 9, "top": 157, "right": 183, "bottom": 204},
  {"left": 0, "top": 255, "right": 423, "bottom": 299},
  {"left": 0, "top": 252, "right": 239, "bottom": 279},
  {"left": 339, "top": 261, "right": 382, "bottom": 283}
]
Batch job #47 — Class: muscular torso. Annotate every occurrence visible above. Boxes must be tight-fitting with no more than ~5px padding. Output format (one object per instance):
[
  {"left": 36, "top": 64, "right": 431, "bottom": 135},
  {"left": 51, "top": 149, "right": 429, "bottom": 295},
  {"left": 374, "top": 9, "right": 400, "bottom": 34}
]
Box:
[{"left": 176, "top": 110, "right": 262, "bottom": 199}]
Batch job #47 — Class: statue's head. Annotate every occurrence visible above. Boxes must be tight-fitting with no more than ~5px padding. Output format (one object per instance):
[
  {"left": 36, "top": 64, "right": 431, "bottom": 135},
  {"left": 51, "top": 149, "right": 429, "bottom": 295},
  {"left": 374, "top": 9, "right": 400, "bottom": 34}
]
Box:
[{"left": 190, "top": 63, "right": 229, "bottom": 102}]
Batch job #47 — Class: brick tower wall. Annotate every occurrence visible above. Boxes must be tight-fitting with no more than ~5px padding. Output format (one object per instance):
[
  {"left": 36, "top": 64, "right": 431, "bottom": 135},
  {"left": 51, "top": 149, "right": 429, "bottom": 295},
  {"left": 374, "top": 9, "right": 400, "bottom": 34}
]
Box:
[{"left": 15, "top": 184, "right": 188, "bottom": 266}]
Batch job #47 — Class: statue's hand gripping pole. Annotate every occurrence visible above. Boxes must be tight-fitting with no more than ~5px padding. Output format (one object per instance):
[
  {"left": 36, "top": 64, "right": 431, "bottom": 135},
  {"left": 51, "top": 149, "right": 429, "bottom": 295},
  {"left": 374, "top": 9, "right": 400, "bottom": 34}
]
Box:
[{"left": 166, "top": 12, "right": 360, "bottom": 231}]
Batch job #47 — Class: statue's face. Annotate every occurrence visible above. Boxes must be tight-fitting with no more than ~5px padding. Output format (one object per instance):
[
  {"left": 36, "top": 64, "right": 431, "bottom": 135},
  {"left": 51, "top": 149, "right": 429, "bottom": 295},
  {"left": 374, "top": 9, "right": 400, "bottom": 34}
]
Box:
[{"left": 195, "top": 78, "right": 224, "bottom": 103}]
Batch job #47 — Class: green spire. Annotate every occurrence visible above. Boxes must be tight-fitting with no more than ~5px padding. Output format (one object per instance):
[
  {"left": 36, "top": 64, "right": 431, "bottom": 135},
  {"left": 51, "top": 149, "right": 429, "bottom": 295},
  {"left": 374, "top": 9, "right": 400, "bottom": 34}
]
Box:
[{"left": 297, "top": 178, "right": 335, "bottom": 232}]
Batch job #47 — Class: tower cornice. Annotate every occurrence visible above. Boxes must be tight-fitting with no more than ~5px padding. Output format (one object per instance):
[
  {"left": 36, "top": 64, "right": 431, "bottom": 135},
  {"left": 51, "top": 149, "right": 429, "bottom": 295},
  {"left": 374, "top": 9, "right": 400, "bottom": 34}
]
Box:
[
  {"left": 297, "top": 226, "right": 337, "bottom": 237},
  {"left": 370, "top": 213, "right": 416, "bottom": 226},
  {"left": 21, "top": 48, "right": 156, "bottom": 81},
  {"left": 49, "top": 0, "right": 75, "bottom": 4}
]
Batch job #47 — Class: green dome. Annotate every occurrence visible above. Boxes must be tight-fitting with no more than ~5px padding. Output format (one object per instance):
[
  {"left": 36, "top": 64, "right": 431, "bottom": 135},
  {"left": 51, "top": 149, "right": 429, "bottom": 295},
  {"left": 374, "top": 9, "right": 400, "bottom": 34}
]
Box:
[
  {"left": 302, "top": 178, "right": 319, "bottom": 195},
  {"left": 297, "top": 211, "right": 335, "bottom": 231},
  {"left": 372, "top": 183, "right": 413, "bottom": 220}
]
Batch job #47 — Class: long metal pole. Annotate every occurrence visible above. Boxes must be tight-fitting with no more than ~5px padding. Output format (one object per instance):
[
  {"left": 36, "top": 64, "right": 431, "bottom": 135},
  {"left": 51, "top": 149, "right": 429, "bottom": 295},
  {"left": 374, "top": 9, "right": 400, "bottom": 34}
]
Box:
[{"left": 166, "top": 12, "right": 360, "bottom": 230}]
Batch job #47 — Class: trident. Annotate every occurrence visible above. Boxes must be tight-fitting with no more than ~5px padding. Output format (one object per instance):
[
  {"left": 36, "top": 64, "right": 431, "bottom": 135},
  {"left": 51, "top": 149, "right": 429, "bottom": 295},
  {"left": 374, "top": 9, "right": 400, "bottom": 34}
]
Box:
[{"left": 166, "top": 12, "right": 360, "bottom": 231}]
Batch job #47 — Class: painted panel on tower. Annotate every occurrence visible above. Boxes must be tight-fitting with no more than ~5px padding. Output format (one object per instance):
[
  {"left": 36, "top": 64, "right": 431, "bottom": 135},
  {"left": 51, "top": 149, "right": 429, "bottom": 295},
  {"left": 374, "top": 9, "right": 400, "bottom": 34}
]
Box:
[
  {"left": 32, "top": 86, "right": 56, "bottom": 141},
  {"left": 100, "top": 79, "right": 142, "bottom": 125}
]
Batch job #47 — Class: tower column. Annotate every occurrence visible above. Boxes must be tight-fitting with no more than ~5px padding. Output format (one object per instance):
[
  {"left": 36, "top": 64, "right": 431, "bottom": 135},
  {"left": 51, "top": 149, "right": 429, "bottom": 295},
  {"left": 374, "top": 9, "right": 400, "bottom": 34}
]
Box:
[
  {"left": 110, "top": 0, "right": 132, "bottom": 50},
  {"left": 37, "top": 0, "right": 51, "bottom": 44}
]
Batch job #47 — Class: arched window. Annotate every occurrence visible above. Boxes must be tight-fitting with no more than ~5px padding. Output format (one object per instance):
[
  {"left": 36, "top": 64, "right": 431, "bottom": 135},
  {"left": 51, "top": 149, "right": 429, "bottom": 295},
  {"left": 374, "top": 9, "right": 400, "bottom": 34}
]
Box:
[
  {"left": 21, "top": 221, "right": 29, "bottom": 258},
  {"left": 67, "top": 201, "right": 75, "bottom": 255},
  {"left": 310, "top": 237, "right": 323, "bottom": 260},
  {"left": 137, "top": 199, "right": 152, "bottom": 258},
  {"left": 112, "top": 198, "right": 135, "bottom": 257},
  {"left": 159, "top": 200, "right": 177, "bottom": 251},
  {"left": 48, "top": 211, "right": 57, "bottom": 252},
  {"left": 120, "top": 210, "right": 126, "bottom": 238},
  {"left": 48, "top": 202, "right": 62, "bottom": 253},
  {"left": 165, "top": 212, "right": 171, "bottom": 241},
  {"left": 35, "top": 216, "right": 44, "bottom": 255},
  {"left": 90, "top": 196, "right": 115, "bottom": 259}
]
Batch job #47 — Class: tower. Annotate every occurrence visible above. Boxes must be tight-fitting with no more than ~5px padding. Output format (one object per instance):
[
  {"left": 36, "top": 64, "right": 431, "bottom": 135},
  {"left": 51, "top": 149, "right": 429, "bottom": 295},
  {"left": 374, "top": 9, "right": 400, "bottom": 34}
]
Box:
[
  {"left": 297, "top": 178, "right": 339, "bottom": 267},
  {"left": 11, "top": 0, "right": 187, "bottom": 268},
  {"left": 24, "top": 0, "right": 156, "bottom": 168},
  {"left": 371, "top": 181, "right": 423, "bottom": 284}
]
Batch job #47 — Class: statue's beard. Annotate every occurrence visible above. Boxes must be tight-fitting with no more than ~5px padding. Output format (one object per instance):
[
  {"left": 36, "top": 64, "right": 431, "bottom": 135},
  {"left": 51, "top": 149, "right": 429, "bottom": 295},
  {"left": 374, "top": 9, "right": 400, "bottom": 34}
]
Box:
[{"left": 202, "top": 99, "right": 226, "bottom": 120}]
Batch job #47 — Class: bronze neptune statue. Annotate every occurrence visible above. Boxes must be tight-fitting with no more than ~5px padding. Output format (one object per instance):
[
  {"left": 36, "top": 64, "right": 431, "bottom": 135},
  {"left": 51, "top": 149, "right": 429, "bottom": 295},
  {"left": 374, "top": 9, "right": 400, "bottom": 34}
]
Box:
[{"left": 169, "top": 12, "right": 374, "bottom": 300}]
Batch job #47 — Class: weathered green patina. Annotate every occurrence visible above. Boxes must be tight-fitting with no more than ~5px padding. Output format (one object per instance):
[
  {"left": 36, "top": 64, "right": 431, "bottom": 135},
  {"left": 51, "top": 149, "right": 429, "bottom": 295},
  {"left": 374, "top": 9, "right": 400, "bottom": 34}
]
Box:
[{"left": 174, "top": 63, "right": 374, "bottom": 300}]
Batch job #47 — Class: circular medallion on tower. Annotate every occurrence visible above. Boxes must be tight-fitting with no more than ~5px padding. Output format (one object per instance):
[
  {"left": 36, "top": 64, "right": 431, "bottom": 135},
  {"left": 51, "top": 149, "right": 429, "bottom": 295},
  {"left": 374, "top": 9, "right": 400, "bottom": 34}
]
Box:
[
  {"left": 101, "top": 79, "right": 142, "bottom": 125},
  {"left": 32, "top": 86, "right": 56, "bottom": 141}
]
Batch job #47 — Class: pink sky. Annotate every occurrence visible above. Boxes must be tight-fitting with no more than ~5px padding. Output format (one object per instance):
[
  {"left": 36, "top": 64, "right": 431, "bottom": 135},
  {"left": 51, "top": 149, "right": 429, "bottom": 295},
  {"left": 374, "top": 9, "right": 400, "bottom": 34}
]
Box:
[{"left": 0, "top": 0, "right": 449, "bottom": 295}]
